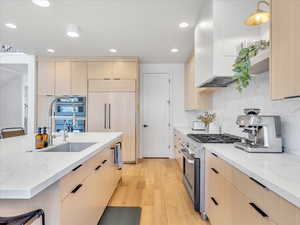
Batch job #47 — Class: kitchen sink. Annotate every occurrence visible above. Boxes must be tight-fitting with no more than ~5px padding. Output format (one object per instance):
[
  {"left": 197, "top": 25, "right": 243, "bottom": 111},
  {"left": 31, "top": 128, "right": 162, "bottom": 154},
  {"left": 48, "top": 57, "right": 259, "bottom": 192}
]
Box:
[{"left": 41, "top": 142, "right": 97, "bottom": 152}]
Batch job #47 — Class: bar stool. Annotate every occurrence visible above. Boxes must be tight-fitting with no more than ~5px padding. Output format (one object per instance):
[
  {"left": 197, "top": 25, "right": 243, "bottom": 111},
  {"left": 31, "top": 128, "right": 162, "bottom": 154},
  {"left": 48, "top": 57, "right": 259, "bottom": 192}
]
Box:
[{"left": 0, "top": 209, "right": 45, "bottom": 225}]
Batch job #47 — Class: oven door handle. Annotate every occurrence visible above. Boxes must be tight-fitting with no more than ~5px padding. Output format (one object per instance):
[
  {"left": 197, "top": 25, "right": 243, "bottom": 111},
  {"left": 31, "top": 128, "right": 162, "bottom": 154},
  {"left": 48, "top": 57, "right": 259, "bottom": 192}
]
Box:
[{"left": 182, "top": 149, "right": 195, "bottom": 164}]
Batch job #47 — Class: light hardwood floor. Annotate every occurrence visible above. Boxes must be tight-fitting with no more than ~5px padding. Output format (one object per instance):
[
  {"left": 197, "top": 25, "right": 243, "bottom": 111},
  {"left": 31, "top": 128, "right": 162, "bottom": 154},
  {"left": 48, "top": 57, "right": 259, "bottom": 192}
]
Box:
[{"left": 109, "top": 159, "right": 209, "bottom": 225}]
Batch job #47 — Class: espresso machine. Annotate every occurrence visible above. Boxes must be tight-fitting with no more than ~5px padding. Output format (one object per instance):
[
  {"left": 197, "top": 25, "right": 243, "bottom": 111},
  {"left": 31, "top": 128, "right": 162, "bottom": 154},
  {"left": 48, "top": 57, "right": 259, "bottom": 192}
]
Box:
[{"left": 235, "top": 109, "right": 283, "bottom": 153}]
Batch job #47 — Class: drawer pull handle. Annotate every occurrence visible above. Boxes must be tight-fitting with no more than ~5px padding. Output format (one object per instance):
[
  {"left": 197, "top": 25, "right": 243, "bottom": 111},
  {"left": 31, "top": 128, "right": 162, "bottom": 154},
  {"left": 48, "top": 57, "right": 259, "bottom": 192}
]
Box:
[
  {"left": 71, "top": 184, "right": 83, "bottom": 194},
  {"left": 102, "top": 160, "right": 108, "bottom": 164},
  {"left": 72, "top": 164, "right": 82, "bottom": 172},
  {"left": 211, "top": 153, "right": 218, "bottom": 158},
  {"left": 249, "top": 203, "right": 268, "bottom": 217},
  {"left": 211, "top": 168, "right": 219, "bottom": 174},
  {"left": 249, "top": 177, "right": 267, "bottom": 189},
  {"left": 95, "top": 165, "right": 102, "bottom": 171},
  {"left": 211, "top": 197, "right": 218, "bottom": 206}
]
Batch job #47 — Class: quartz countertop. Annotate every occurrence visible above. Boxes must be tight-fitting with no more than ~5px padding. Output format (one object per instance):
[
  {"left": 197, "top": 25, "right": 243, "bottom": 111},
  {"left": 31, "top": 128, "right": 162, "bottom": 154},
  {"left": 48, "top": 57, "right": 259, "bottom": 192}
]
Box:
[
  {"left": 0, "top": 132, "right": 122, "bottom": 199},
  {"left": 175, "top": 127, "right": 300, "bottom": 208},
  {"left": 174, "top": 127, "right": 206, "bottom": 136}
]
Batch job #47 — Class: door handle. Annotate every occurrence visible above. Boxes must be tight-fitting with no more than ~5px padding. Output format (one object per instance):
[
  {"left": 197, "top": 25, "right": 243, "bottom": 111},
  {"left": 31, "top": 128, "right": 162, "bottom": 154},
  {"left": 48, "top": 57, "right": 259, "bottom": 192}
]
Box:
[
  {"left": 109, "top": 104, "right": 111, "bottom": 129},
  {"left": 143, "top": 124, "right": 149, "bottom": 128},
  {"left": 104, "top": 104, "right": 107, "bottom": 129}
]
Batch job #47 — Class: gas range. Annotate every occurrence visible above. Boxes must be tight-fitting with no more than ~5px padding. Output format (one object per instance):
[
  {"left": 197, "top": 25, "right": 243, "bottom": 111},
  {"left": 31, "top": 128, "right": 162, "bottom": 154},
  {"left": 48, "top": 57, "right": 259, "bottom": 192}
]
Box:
[{"left": 187, "top": 133, "right": 241, "bottom": 144}]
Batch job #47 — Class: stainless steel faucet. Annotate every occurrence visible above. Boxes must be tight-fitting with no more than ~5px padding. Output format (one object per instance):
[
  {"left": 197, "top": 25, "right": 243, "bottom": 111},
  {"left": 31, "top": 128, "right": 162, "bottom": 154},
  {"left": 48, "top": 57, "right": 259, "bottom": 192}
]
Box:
[
  {"left": 48, "top": 95, "right": 78, "bottom": 146},
  {"left": 63, "top": 120, "right": 69, "bottom": 142}
]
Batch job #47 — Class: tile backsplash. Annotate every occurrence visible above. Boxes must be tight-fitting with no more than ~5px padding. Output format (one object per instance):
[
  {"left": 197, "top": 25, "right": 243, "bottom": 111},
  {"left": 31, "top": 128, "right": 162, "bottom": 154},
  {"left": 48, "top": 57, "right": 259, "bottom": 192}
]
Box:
[{"left": 212, "top": 72, "right": 300, "bottom": 154}]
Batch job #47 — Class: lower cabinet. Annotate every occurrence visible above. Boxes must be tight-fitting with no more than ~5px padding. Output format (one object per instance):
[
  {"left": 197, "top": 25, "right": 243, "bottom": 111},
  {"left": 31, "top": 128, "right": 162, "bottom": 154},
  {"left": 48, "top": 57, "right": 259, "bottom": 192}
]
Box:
[
  {"left": 60, "top": 145, "right": 121, "bottom": 225},
  {"left": 173, "top": 132, "right": 183, "bottom": 169},
  {"left": 206, "top": 151, "right": 298, "bottom": 225}
]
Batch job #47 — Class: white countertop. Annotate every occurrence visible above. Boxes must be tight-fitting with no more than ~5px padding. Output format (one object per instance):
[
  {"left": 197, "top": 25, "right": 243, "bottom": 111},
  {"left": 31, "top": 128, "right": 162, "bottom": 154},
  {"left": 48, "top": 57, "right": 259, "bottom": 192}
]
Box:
[
  {"left": 174, "top": 127, "right": 206, "bottom": 136},
  {"left": 0, "top": 132, "right": 122, "bottom": 199},
  {"left": 174, "top": 127, "right": 300, "bottom": 208}
]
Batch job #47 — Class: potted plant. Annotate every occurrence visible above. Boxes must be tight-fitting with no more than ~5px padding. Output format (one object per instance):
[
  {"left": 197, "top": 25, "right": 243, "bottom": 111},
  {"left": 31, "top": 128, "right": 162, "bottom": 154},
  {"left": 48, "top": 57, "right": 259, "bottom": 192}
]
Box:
[
  {"left": 198, "top": 112, "right": 216, "bottom": 133},
  {"left": 233, "top": 40, "right": 270, "bottom": 92}
]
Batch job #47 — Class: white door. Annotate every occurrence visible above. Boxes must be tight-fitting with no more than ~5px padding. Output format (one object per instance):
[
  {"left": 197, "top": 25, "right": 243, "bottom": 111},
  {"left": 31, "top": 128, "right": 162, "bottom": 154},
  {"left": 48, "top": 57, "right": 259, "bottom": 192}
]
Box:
[{"left": 142, "top": 74, "right": 171, "bottom": 158}]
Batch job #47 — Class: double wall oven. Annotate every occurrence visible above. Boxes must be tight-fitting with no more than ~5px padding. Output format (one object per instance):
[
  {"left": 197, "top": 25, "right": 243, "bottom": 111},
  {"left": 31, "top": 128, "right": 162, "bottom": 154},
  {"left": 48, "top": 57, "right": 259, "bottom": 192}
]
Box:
[{"left": 54, "top": 97, "right": 86, "bottom": 133}]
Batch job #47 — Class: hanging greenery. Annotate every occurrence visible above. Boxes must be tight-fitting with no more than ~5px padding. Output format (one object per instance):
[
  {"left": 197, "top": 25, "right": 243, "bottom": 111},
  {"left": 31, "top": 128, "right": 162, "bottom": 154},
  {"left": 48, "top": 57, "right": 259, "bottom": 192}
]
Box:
[{"left": 232, "top": 40, "right": 270, "bottom": 92}]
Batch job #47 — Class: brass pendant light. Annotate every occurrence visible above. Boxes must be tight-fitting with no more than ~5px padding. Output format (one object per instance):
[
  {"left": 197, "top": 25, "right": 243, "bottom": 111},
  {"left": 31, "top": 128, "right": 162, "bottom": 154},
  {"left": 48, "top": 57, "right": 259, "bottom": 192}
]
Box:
[{"left": 245, "top": 0, "right": 270, "bottom": 26}]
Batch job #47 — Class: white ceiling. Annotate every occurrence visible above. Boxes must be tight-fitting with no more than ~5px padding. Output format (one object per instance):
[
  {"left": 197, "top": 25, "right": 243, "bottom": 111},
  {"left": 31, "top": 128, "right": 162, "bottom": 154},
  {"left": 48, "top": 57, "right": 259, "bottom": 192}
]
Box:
[{"left": 0, "top": 0, "right": 204, "bottom": 63}]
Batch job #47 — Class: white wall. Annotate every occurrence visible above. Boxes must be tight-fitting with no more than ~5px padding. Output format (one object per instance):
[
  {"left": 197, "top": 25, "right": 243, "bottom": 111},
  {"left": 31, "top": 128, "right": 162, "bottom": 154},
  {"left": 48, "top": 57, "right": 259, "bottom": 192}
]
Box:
[
  {"left": 212, "top": 73, "right": 300, "bottom": 155},
  {"left": 0, "top": 75, "right": 24, "bottom": 129},
  {"left": 0, "top": 54, "right": 36, "bottom": 134}
]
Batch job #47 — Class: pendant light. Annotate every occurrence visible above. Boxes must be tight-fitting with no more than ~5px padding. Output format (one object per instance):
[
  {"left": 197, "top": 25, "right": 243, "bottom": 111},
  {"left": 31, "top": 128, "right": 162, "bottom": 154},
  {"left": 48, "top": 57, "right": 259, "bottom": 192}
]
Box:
[{"left": 245, "top": 0, "right": 270, "bottom": 26}]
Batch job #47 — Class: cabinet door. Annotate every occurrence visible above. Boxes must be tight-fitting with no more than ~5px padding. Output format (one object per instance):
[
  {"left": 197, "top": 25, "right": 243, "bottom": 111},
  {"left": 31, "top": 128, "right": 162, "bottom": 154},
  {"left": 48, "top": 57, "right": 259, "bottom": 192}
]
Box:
[
  {"left": 87, "top": 93, "right": 110, "bottom": 132},
  {"left": 271, "top": 0, "right": 300, "bottom": 99},
  {"left": 37, "top": 95, "right": 52, "bottom": 127},
  {"left": 232, "top": 185, "right": 275, "bottom": 225},
  {"left": 88, "top": 79, "right": 136, "bottom": 92},
  {"left": 71, "top": 62, "right": 87, "bottom": 96},
  {"left": 109, "top": 92, "right": 136, "bottom": 162},
  {"left": 61, "top": 172, "right": 103, "bottom": 225},
  {"left": 37, "top": 61, "right": 55, "bottom": 96},
  {"left": 113, "top": 61, "right": 137, "bottom": 80},
  {"left": 55, "top": 62, "right": 71, "bottom": 96},
  {"left": 88, "top": 62, "right": 114, "bottom": 79}
]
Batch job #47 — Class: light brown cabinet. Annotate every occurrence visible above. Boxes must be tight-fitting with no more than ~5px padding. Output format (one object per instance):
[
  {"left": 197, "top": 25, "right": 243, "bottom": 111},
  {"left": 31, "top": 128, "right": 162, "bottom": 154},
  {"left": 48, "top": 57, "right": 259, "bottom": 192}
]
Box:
[
  {"left": 37, "top": 61, "right": 88, "bottom": 97},
  {"left": 60, "top": 145, "right": 121, "bottom": 225},
  {"left": 71, "top": 62, "right": 87, "bottom": 96},
  {"left": 37, "top": 95, "right": 52, "bottom": 127},
  {"left": 88, "top": 61, "right": 138, "bottom": 80},
  {"left": 206, "top": 151, "right": 299, "bottom": 225},
  {"left": 271, "top": 0, "right": 300, "bottom": 100},
  {"left": 173, "top": 132, "right": 183, "bottom": 169},
  {"left": 38, "top": 61, "right": 55, "bottom": 96},
  {"left": 185, "top": 56, "right": 212, "bottom": 111},
  {"left": 88, "top": 90, "right": 136, "bottom": 162},
  {"left": 55, "top": 62, "right": 72, "bottom": 96}
]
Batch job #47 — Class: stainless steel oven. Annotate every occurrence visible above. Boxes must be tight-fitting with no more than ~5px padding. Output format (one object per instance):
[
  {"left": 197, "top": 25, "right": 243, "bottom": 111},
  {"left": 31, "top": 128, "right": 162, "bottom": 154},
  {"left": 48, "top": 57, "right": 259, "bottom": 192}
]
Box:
[
  {"left": 54, "top": 97, "right": 86, "bottom": 133},
  {"left": 55, "top": 97, "right": 86, "bottom": 117},
  {"left": 181, "top": 142, "right": 201, "bottom": 213}
]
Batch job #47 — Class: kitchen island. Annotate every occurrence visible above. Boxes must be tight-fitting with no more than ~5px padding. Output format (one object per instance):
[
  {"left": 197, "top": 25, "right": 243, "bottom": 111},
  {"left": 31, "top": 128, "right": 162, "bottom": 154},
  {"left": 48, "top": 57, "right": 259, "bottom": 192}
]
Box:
[{"left": 0, "top": 132, "right": 122, "bottom": 225}]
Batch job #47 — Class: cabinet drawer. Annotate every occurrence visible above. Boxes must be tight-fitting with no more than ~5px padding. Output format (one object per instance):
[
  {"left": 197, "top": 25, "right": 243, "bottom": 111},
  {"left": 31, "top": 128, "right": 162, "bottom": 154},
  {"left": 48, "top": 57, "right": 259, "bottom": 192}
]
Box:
[
  {"left": 60, "top": 150, "right": 107, "bottom": 200},
  {"left": 206, "top": 151, "right": 233, "bottom": 182},
  {"left": 88, "top": 79, "right": 136, "bottom": 92},
  {"left": 60, "top": 162, "right": 91, "bottom": 200},
  {"left": 232, "top": 185, "right": 276, "bottom": 225},
  {"left": 232, "top": 164, "right": 299, "bottom": 225}
]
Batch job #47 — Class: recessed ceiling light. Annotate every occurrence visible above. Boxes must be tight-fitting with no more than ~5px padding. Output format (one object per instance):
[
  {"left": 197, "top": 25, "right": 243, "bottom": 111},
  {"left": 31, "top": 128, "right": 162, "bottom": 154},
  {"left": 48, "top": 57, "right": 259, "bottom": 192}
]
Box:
[
  {"left": 32, "top": 0, "right": 50, "bottom": 7},
  {"left": 47, "top": 49, "right": 55, "bottom": 53},
  {"left": 171, "top": 48, "right": 179, "bottom": 53},
  {"left": 179, "top": 22, "right": 189, "bottom": 28},
  {"left": 5, "top": 23, "right": 17, "bottom": 29},
  {"left": 109, "top": 49, "right": 117, "bottom": 53},
  {"left": 66, "top": 24, "right": 80, "bottom": 38}
]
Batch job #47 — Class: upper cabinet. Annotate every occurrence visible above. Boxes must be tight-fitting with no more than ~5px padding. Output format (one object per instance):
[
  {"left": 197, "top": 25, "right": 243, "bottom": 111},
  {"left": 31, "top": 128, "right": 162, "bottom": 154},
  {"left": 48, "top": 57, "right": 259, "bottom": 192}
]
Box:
[
  {"left": 87, "top": 62, "right": 114, "bottom": 80},
  {"left": 55, "top": 62, "right": 72, "bottom": 96},
  {"left": 185, "top": 56, "right": 212, "bottom": 111},
  {"left": 37, "top": 60, "right": 88, "bottom": 96},
  {"left": 37, "top": 61, "right": 55, "bottom": 96},
  {"left": 71, "top": 62, "right": 88, "bottom": 96},
  {"left": 88, "top": 61, "right": 138, "bottom": 80},
  {"left": 195, "top": 0, "right": 261, "bottom": 88},
  {"left": 271, "top": 0, "right": 300, "bottom": 100}
]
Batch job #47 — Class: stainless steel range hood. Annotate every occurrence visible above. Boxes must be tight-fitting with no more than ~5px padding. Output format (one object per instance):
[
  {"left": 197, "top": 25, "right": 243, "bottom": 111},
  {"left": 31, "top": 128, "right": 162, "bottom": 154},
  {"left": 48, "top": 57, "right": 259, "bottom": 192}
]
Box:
[{"left": 198, "top": 76, "right": 235, "bottom": 88}]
